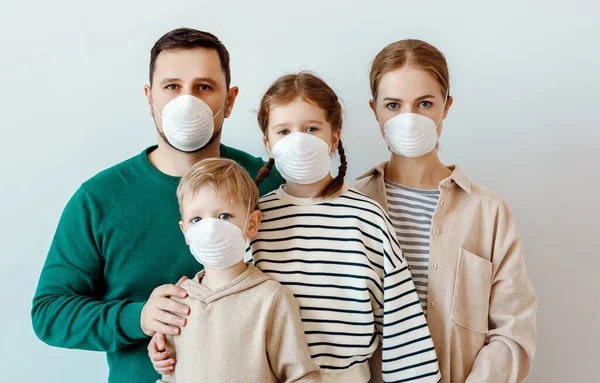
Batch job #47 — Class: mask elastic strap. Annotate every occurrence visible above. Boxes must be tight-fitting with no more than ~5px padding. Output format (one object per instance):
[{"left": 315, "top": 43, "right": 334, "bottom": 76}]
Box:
[
  {"left": 435, "top": 89, "right": 450, "bottom": 128},
  {"left": 212, "top": 101, "right": 226, "bottom": 120},
  {"left": 241, "top": 199, "right": 252, "bottom": 236}
]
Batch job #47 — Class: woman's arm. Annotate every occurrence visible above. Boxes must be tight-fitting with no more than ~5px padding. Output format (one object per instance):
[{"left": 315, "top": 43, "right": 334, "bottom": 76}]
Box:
[{"left": 466, "top": 202, "right": 537, "bottom": 383}]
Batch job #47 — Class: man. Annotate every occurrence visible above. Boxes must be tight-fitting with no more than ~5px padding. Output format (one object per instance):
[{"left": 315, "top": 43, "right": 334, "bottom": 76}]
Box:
[{"left": 31, "top": 28, "right": 283, "bottom": 383}]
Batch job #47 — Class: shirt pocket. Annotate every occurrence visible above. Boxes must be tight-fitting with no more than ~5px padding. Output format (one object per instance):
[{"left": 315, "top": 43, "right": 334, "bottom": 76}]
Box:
[{"left": 450, "top": 248, "right": 492, "bottom": 333}]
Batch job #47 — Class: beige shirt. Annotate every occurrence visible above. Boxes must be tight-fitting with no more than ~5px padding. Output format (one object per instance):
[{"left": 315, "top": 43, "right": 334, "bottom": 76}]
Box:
[
  {"left": 161, "top": 264, "right": 322, "bottom": 383},
  {"left": 355, "top": 163, "right": 537, "bottom": 383}
]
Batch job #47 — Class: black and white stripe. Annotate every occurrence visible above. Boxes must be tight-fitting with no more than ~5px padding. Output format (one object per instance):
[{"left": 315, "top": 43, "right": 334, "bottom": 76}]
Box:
[
  {"left": 385, "top": 180, "right": 440, "bottom": 316},
  {"left": 247, "top": 186, "right": 440, "bottom": 382}
]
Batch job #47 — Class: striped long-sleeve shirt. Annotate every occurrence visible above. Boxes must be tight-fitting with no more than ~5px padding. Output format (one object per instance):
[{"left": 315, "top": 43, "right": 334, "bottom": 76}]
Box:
[{"left": 247, "top": 185, "right": 440, "bottom": 383}]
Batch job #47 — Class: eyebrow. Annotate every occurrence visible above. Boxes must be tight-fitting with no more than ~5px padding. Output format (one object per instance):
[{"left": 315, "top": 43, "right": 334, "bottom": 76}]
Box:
[
  {"left": 382, "top": 94, "right": 436, "bottom": 102},
  {"left": 270, "top": 120, "right": 325, "bottom": 130},
  {"left": 159, "top": 77, "right": 219, "bottom": 87}
]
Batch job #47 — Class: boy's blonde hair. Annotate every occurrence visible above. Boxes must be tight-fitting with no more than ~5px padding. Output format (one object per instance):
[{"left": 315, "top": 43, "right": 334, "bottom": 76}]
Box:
[{"left": 177, "top": 158, "right": 259, "bottom": 216}]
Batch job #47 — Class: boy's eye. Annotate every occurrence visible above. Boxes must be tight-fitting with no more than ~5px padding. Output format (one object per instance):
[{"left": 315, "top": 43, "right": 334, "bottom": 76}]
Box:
[
  {"left": 306, "top": 126, "right": 318, "bottom": 133},
  {"left": 218, "top": 213, "right": 231, "bottom": 220},
  {"left": 277, "top": 129, "right": 290, "bottom": 136},
  {"left": 419, "top": 101, "right": 432, "bottom": 108},
  {"left": 191, "top": 217, "right": 201, "bottom": 224},
  {"left": 386, "top": 102, "right": 399, "bottom": 110},
  {"left": 165, "top": 84, "right": 179, "bottom": 91}
]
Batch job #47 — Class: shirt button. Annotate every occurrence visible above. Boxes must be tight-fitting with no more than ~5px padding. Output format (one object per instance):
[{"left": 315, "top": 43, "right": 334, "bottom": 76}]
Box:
[
  {"left": 431, "top": 263, "right": 438, "bottom": 270},
  {"left": 429, "top": 301, "right": 435, "bottom": 308},
  {"left": 440, "top": 201, "right": 446, "bottom": 207},
  {"left": 433, "top": 229, "right": 440, "bottom": 235}
]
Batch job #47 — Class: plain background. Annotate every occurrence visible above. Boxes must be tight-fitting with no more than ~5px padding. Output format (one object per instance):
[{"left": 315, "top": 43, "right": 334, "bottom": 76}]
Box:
[{"left": 1, "top": 0, "right": 598, "bottom": 381}]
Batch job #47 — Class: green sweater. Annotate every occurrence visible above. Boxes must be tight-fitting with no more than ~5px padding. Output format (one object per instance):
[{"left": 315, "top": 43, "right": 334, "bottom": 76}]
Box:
[{"left": 31, "top": 145, "right": 283, "bottom": 383}]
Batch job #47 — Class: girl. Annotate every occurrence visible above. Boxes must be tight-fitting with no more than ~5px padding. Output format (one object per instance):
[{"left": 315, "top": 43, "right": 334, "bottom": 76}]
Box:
[
  {"left": 249, "top": 72, "right": 439, "bottom": 383},
  {"left": 150, "top": 72, "right": 441, "bottom": 383},
  {"left": 355, "top": 40, "right": 537, "bottom": 382}
]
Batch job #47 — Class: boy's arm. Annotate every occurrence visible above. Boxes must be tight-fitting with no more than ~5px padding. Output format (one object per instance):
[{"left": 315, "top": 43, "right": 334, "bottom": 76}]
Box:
[
  {"left": 266, "top": 287, "right": 322, "bottom": 383},
  {"left": 159, "top": 335, "right": 177, "bottom": 383},
  {"left": 380, "top": 219, "right": 440, "bottom": 382},
  {"left": 31, "top": 187, "right": 147, "bottom": 352}
]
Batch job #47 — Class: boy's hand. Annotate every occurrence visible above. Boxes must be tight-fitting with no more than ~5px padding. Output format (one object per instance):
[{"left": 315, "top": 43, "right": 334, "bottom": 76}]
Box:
[
  {"left": 140, "top": 276, "right": 190, "bottom": 337},
  {"left": 148, "top": 333, "right": 176, "bottom": 375}
]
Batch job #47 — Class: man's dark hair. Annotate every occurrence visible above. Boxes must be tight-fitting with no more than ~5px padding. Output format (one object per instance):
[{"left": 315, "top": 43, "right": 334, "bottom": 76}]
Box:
[{"left": 149, "top": 28, "right": 231, "bottom": 88}]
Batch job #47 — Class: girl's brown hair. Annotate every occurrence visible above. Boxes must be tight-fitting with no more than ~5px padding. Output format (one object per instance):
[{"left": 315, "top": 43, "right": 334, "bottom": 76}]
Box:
[
  {"left": 370, "top": 39, "right": 450, "bottom": 102},
  {"left": 255, "top": 72, "right": 346, "bottom": 199}
]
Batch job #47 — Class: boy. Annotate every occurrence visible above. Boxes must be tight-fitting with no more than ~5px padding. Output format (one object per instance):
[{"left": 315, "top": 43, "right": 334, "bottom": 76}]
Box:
[{"left": 158, "top": 158, "right": 321, "bottom": 383}]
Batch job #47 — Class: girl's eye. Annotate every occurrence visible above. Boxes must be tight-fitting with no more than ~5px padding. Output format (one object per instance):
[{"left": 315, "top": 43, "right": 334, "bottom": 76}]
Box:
[
  {"left": 191, "top": 217, "right": 201, "bottom": 224},
  {"left": 277, "top": 129, "right": 290, "bottom": 136},
  {"left": 218, "top": 213, "right": 231, "bottom": 220},
  {"left": 198, "top": 84, "right": 211, "bottom": 91},
  {"left": 165, "top": 84, "right": 179, "bottom": 91},
  {"left": 419, "top": 101, "right": 432, "bottom": 108},
  {"left": 386, "top": 102, "right": 399, "bottom": 111},
  {"left": 306, "top": 126, "right": 318, "bottom": 133}
]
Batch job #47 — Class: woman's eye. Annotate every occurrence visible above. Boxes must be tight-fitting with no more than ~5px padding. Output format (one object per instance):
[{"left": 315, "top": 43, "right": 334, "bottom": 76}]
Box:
[
  {"left": 306, "top": 126, "right": 318, "bottom": 133},
  {"left": 165, "top": 84, "right": 179, "bottom": 91},
  {"left": 386, "top": 102, "right": 399, "bottom": 110},
  {"left": 277, "top": 129, "right": 290, "bottom": 136},
  {"left": 419, "top": 101, "right": 432, "bottom": 108},
  {"left": 218, "top": 213, "right": 231, "bottom": 220},
  {"left": 191, "top": 217, "right": 201, "bottom": 224},
  {"left": 198, "top": 84, "right": 212, "bottom": 91}
]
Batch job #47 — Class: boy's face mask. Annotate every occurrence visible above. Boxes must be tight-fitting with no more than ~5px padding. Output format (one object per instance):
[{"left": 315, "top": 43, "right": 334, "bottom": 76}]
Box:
[{"left": 185, "top": 202, "right": 250, "bottom": 270}]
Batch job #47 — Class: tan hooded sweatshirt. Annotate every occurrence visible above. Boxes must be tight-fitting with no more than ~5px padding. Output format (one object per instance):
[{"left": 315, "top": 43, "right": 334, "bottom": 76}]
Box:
[{"left": 161, "top": 263, "right": 322, "bottom": 383}]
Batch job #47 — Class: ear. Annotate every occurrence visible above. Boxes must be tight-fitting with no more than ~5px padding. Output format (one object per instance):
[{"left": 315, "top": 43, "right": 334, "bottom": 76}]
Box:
[
  {"left": 331, "top": 128, "right": 341, "bottom": 153},
  {"left": 179, "top": 221, "right": 189, "bottom": 245},
  {"left": 263, "top": 135, "right": 273, "bottom": 158},
  {"left": 246, "top": 210, "right": 262, "bottom": 238},
  {"left": 144, "top": 85, "right": 154, "bottom": 117},
  {"left": 369, "top": 99, "right": 379, "bottom": 122},
  {"left": 443, "top": 96, "right": 454, "bottom": 119},
  {"left": 224, "top": 86, "right": 239, "bottom": 118}
]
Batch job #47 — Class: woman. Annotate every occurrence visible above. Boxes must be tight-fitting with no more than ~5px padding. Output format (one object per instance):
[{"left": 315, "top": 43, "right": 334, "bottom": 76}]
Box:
[{"left": 355, "top": 39, "right": 537, "bottom": 382}]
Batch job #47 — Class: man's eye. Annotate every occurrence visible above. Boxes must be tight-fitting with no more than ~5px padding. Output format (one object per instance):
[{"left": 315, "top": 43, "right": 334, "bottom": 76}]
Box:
[
  {"left": 306, "top": 126, "right": 318, "bottom": 133},
  {"left": 198, "top": 84, "right": 212, "bottom": 91},
  {"left": 165, "top": 84, "right": 179, "bottom": 91},
  {"left": 386, "top": 102, "right": 399, "bottom": 110},
  {"left": 420, "top": 101, "right": 432, "bottom": 108},
  {"left": 218, "top": 213, "right": 231, "bottom": 220},
  {"left": 277, "top": 129, "right": 290, "bottom": 136},
  {"left": 191, "top": 217, "right": 201, "bottom": 223}
]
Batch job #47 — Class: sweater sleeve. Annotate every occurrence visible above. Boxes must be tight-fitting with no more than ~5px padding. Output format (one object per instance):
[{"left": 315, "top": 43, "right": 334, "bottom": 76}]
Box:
[
  {"left": 266, "top": 287, "right": 322, "bottom": 383},
  {"left": 379, "top": 217, "right": 441, "bottom": 383},
  {"left": 465, "top": 202, "right": 537, "bottom": 383},
  {"left": 31, "top": 186, "right": 147, "bottom": 353}
]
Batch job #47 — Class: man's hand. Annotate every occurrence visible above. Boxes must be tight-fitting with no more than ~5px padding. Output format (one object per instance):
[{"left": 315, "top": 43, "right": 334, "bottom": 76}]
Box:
[{"left": 140, "top": 276, "right": 190, "bottom": 337}]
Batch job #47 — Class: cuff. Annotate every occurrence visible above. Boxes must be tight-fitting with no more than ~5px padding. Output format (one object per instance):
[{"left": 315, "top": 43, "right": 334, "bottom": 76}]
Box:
[{"left": 119, "top": 301, "right": 147, "bottom": 340}]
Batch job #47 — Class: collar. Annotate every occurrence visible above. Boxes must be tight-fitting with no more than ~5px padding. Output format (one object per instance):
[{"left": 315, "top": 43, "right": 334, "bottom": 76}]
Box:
[{"left": 356, "top": 162, "right": 472, "bottom": 194}]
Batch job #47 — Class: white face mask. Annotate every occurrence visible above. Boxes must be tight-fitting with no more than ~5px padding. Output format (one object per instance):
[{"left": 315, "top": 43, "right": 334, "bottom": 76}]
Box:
[
  {"left": 271, "top": 132, "right": 332, "bottom": 185},
  {"left": 185, "top": 206, "right": 250, "bottom": 270},
  {"left": 153, "top": 95, "right": 224, "bottom": 152},
  {"left": 383, "top": 113, "right": 440, "bottom": 157},
  {"left": 382, "top": 94, "right": 448, "bottom": 158}
]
